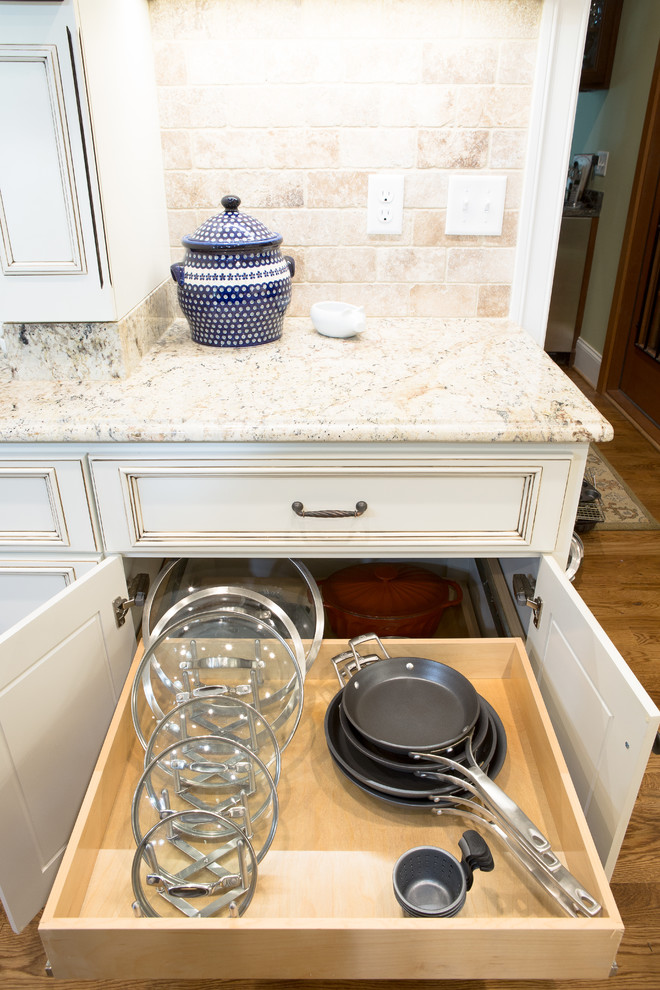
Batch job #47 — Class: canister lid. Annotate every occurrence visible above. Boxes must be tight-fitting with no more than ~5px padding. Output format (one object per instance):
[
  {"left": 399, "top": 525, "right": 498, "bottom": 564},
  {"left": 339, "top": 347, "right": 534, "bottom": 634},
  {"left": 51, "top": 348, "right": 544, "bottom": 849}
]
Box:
[{"left": 181, "top": 195, "right": 283, "bottom": 252}]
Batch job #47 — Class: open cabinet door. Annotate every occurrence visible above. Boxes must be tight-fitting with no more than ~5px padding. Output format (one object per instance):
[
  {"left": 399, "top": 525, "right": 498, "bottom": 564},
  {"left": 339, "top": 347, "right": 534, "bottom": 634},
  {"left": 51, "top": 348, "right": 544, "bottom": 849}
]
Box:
[
  {"left": 524, "top": 554, "right": 659, "bottom": 878},
  {"left": 0, "top": 556, "right": 135, "bottom": 932}
]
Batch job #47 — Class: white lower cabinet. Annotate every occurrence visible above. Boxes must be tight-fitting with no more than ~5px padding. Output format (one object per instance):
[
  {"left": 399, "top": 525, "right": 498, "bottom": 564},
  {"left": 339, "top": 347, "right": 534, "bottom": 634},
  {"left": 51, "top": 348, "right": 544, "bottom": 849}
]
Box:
[{"left": 0, "top": 548, "right": 657, "bottom": 980}]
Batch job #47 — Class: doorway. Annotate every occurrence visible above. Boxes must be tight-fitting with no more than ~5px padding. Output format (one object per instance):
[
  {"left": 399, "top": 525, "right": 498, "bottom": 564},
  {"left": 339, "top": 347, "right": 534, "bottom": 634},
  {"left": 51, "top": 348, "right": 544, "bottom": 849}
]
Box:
[{"left": 600, "top": 41, "right": 660, "bottom": 441}]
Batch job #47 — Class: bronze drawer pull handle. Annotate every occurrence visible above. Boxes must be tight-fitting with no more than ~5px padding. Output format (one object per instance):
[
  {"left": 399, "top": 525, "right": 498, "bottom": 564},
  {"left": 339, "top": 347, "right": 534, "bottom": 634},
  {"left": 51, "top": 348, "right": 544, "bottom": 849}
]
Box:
[{"left": 291, "top": 500, "right": 367, "bottom": 518}]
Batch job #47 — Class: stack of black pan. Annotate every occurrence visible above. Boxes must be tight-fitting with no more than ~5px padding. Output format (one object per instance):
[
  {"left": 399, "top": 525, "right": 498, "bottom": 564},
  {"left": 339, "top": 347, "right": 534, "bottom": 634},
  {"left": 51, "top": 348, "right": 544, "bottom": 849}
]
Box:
[{"left": 324, "top": 651, "right": 507, "bottom": 808}]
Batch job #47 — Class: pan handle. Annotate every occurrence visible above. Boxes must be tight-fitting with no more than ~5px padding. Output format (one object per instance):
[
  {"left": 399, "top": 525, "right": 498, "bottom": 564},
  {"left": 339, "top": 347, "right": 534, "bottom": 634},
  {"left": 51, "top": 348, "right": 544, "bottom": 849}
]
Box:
[{"left": 348, "top": 633, "right": 392, "bottom": 661}]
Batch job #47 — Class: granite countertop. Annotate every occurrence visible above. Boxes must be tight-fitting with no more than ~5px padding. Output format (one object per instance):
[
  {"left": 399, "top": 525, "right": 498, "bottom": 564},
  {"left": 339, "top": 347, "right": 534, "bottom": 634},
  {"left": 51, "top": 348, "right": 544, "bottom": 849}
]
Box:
[{"left": 0, "top": 317, "right": 613, "bottom": 445}]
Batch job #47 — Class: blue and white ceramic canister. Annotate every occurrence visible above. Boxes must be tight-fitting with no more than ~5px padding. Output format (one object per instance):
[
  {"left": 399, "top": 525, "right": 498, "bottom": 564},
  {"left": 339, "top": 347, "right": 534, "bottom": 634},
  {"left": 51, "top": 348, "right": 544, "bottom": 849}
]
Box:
[{"left": 171, "top": 195, "right": 295, "bottom": 347}]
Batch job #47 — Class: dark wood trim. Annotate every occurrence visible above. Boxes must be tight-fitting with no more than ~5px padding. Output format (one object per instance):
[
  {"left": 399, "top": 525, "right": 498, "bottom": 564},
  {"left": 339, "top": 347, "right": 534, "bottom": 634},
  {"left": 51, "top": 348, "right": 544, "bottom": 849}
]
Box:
[
  {"left": 581, "top": 0, "right": 623, "bottom": 91},
  {"left": 599, "top": 42, "right": 660, "bottom": 396},
  {"left": 605, "top": 388, "right": 660, "bottom": 452}
]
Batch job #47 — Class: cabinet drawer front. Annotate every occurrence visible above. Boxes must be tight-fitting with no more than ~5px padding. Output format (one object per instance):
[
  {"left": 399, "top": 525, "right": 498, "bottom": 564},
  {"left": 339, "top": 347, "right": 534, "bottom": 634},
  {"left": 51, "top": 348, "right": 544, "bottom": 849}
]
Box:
[
  {"left": 90, "top": 457, "right": 571, "bottom": 554},
  {"left": 0, "top": 462, "right": 97, "bottom": 551}
]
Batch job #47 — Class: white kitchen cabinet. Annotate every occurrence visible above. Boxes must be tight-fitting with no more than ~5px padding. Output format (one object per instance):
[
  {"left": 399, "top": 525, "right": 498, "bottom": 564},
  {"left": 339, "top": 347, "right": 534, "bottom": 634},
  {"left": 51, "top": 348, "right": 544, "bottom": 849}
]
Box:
[
  {"left": 0, "top": 452, "right": 99, "bottom": 552},
  {"left": 87, "top": 443, "right": 585, "bottom": 559},
  {"left": 0, "top": 441, "right": 657, "bottom": 980},
  {"left": 0, "top": 0, "right": 169, "bottom": 323}
]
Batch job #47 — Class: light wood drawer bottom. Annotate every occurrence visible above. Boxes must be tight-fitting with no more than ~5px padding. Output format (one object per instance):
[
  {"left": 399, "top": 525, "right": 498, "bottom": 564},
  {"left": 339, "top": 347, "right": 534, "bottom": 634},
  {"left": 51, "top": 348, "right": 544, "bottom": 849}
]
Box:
[{"left": 40, "top": 639, "right": 622, "bottom": 981}]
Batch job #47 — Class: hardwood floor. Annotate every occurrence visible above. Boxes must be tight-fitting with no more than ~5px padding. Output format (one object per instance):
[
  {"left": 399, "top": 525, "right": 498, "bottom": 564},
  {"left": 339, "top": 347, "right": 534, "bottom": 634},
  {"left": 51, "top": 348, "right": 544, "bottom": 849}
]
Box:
[{"left": 1, "top": 373, "right": 659, "bottom": 989}]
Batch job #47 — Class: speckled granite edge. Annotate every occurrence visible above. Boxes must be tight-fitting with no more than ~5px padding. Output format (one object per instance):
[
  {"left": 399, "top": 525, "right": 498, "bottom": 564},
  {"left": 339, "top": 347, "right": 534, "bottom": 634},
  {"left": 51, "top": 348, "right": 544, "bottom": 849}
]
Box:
[
  {"left": 0, "top": 280, "right": 176, "bottom": 381},
  {"left": 0, "top": 317, "right": 614, "bottom": 445}
]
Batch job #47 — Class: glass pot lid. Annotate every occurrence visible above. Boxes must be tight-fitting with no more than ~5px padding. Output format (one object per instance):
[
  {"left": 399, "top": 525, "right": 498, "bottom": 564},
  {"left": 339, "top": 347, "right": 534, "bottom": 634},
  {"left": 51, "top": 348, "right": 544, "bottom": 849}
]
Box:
[
  {"left": 131, "top": 810, "right": 258, "bottom": 919},
  {"left": 181, "top": 195, "right": 282, "bottom": 253},
  {"left": 131, "top": 606, "right": 304, "bottom": 752},
  {"left": 142, "top": 560, "right": 323, "bottom": 674},
  {"left": 144, "top": 695, "right": 281, "bottom": 787},
  {"left": 132, "top": 735, "right": 278, "bottom": 863}
]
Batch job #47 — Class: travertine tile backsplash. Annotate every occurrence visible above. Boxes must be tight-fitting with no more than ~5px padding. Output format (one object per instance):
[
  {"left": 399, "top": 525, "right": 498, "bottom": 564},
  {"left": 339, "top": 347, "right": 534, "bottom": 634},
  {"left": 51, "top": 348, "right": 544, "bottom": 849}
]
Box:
[{"left": 151, "top": 0, "right": 542, "bottom": 318}]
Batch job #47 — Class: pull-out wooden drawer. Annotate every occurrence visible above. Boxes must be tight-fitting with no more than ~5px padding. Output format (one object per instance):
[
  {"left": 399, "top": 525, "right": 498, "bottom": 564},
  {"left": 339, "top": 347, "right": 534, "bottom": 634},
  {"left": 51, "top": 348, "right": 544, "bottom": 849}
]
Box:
[
  {"left": 0, "top": 457, "right": 97, "bottom": 551},
  {"left": 89, "top": 444, "right": 579, "bottom": 556},
  {"left": 39, "top": 637, "right": 622, "bottom": 981}
]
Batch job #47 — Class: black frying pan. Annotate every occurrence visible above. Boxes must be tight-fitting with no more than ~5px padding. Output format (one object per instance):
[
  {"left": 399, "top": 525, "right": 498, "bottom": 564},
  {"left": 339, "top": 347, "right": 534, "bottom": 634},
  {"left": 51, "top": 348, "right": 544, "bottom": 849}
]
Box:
[
  {"left": 338, "top": 695, "right": 491, "bottom": 774},
  {"left": 341, "top": 654, "right": 480, "bottom": 753}
]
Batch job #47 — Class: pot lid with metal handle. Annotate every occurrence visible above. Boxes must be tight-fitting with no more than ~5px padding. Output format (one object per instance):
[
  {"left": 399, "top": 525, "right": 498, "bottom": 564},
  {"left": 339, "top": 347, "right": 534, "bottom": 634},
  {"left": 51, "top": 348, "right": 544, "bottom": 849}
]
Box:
[{"left": 181, "top": 195, "right": 283, "bottom": 253}]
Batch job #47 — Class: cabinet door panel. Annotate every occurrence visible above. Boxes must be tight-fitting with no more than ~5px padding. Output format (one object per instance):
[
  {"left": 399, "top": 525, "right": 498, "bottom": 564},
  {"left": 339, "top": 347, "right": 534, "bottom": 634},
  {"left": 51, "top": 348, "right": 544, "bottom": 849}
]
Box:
[
  {"left": 0, "top": 46, "right": 84, "bottom": 274},
  {"left": 523, "top": 555, "right": 659, "bottom": 878},
  {"left": 0, "top": 461, "right": 98, "bottom": 551},
  {"left": 0, "top": 559, "right": 98, "bottom": 635},
  {"left": 0, "top": 557, "right": 135, "bottom": 933}
]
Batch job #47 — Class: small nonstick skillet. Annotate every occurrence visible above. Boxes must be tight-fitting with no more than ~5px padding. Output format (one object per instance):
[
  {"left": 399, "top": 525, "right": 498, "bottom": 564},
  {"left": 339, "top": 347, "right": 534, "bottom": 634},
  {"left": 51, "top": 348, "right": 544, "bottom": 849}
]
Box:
[{"left": 339, "top": 640, "right": 480, "bottom": 754}]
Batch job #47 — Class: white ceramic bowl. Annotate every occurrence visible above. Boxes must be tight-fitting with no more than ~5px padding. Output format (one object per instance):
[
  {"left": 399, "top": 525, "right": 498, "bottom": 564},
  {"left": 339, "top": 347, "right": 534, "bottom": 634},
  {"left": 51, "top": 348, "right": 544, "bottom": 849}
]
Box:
[{"left": 310, "top": 301, "right": 366, "bottom": 338}]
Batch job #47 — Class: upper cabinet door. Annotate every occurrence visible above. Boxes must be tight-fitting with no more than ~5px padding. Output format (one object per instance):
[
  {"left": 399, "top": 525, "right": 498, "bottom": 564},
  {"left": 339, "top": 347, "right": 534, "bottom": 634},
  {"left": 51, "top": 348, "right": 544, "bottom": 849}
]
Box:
[
  {"left": 0, "top": 0, "right": 169, "bottom": 323},
  {"left": 0, "top": 1, "right": 114, "bottom": 321},
  {"left": 0, "top": 557, "right": 135, "bottom": 933},
  {"left": 524, "top": 555, "right": 659, "bottom": 878}
]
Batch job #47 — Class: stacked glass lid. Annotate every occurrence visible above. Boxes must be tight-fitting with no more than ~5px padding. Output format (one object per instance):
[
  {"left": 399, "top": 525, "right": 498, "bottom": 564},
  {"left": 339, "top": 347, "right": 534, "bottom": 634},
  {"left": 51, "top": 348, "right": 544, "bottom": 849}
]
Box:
[{"left": 128, "top": 557, "right": 322, "bottom": 919}]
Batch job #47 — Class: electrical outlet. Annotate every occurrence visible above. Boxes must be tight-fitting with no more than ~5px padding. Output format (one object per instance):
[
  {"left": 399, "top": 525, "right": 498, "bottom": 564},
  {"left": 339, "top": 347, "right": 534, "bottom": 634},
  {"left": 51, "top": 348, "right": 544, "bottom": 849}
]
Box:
[
  {"left": 445, "top": 175, "right": 507, "bottom": 236},
  {"left": 367, "top": 174, "right": 404, "bottom": 235},
  {"left": 593, "top": 151, "right": 609, "bottom": 177}
]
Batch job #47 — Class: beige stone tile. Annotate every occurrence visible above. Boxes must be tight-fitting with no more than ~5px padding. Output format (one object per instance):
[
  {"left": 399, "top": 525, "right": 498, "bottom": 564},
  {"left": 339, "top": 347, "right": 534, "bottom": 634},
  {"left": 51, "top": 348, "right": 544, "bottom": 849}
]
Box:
[
  {"left": 289, "top": 282, "right": 344, "bottom": 317},
  {"left": 167, "top": 210, "right": 198, "bottom": 248},
  {"left": 225, "top": 0, "right": 310, "bottom": 40},
  {"left": 257, "top": 209, "right": 343, "bottom": 246},
  {"left": 410, "top": 283, "right": 478, "bottom": 317},
  {"left": 377, "top": 247, "right": 447, "bottom": 283},
  {"left": 225, "top": 86, "right": 310, "bottom": 128},
  {"left": 405, "top": 171, "right": 450, "bottom": 208},
  {"left": 186, "top": 41, "right": 268, "bottom": 85},
  {"left": 158, "top": 87, "right": 227, "bottom": 129},
  {"left": 203, "top": 173, "right": 305, "bottom": 210},
  {"left": 378, "top": 85, "right": 455, "bottom": 128},
  {"left": 265, "top": 41, "right": 344, "bottom": 84},
  {"left": 339, "top": 282, "right": 411, "bottom": 317},
  {"left": 149, "top": 0, "right": 227, "bottom": 42},
  {"left": 418, "top": 130, "right": 489, "bottom": 169},
  {"left": 304, "top": 247, "right": 377, "bottom": 282},
  {"left": 164, "top": 172, "right": 211, "bottom": 210},
  {"left": 340, "top": 128, "right": 416, "bottom": 168},
  {"left": 446, "top": 247, "right": 516, "bottom": 283},
  {"left": 160, "top": 131, "right": 192, "bottom": 171},
  {"left": 306, "top": 171, "right": 369, "bottom": 208},
  {"left": 381, "top": 0, "right": 462, "bottom": 39},
  {"left": 477, "top": 283, "right": 512, "bottom": 317},
  {"left": 497, "top": 40, "right": 538, "bottom": 84},
  {"left": 302, "top": 0, "right": 389, "bottom": 40},
  {"left": 422, "top": 41, "right": 498, "bottom": 84},
  {"left": 490, "top": 130, "right": 528, "bottom": 169},
  {"left": 152, "top": 42, "right": 187, "bottom": 87},
  {"left": 456, "top": 86, "right": 531, "bottom": 128},
  {"left": 462, "top": 0, "right": 542, "bottom": 40},
  {"left": 341, "top": 40, "right": 422, "bottom": 83},
  {"left": 193, "top": 130, "right": 266, "bottom": 170}
]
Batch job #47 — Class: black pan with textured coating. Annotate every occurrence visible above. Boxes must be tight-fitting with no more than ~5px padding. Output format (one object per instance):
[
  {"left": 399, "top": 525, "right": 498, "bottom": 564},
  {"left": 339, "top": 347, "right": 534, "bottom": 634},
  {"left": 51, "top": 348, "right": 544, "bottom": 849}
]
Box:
[{"left": 341, "top": 655, "right": 480, "bottom": 753}]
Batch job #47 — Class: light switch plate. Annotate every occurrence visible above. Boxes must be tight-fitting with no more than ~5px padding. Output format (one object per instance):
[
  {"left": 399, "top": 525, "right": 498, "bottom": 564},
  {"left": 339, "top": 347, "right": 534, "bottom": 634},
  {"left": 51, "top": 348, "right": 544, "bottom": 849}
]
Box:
[{"left": 445, "top": 175, "right": 507, "bottom": 236}]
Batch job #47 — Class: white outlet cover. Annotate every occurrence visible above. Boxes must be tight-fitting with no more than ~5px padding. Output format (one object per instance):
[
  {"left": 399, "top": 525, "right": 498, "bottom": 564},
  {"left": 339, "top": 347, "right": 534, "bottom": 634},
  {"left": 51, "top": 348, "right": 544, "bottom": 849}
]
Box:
[
  {"left": 445, "top": 175, "right": 507, "bottom": 236},
  {"left": 367, "top": 174, "right": 404, "bottom": 235}
]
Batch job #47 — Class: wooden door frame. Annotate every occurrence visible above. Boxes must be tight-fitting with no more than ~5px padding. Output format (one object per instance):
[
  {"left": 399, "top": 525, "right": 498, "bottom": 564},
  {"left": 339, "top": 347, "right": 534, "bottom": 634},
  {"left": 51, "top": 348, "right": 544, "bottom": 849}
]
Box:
[{"left": 599, "top": 40, "right": 660, "bottom": 445}]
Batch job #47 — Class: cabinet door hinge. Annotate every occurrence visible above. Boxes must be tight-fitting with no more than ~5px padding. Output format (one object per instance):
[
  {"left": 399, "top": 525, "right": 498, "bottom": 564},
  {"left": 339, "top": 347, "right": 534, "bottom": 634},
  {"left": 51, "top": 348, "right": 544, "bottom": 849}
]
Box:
[
  {"left": 113, "top": 573, "right": 150, "bottom": 628},
  {"left": 512, "top": 573, "right": 543, "bottom": 628}
]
